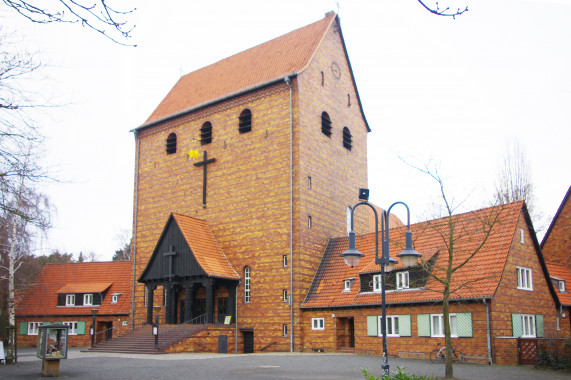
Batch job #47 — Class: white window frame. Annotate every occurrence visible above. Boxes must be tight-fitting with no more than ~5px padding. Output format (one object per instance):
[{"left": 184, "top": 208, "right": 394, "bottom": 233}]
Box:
[
  {"left": 396, "top": 272, "right": 410, "bottom": 290},
  {"left": 430, "top": 313, "right": 457, "bottom": 338},
  {"left": 65, "top": 294, "right": 75, "bottom": 306},
  {"left": 520, "top": 228, "right": 525, "bottom": 244},
  {"left": 312, "top": 318, "right": 325, "bottom": 330},
  {"left": 244, "top": 267, "right": 251, "bottom": 303},
  {"left": 308, "top": 216, "right": 312, "bottom": 228},
  {"left": 283, "top": 255, "right": 288, "bottom": 268},
  {"left": 558, "top": 280, "right": 566, "bottom": 292},
  {"left": 522, "top": 314, "right": 536, "bottom": 337},
  {"left": 378, "top": 315, "right": 399, "bottom": 337},
  {"left": 84, "top": 293, "right": 93, "bottom": 306},
  {"left": 283, "top": 324, "right": 288, "bottom": 337},
  {"left": 344, "top": 279, "right": 354, "bottom": 292},
  {"left": 283, "top": 289, "right": 288, "bottom": 302},
  {"left": 517, "top": 266, "right": 533, "bottom": 291},
  {"left": 28, "top": 322, "right": 42, "bottom": 335},
  {"left": 373, "top": 274, "right": 383, "bottom": 293},
  {"left": 111, "top": 294, "right": 119, "bottom": 303},
  {"left": 63, "top": 321, "right": 79, "bottom": 335},
  {"left": 347, "top": 207, "right": 352, "bottom": 234}
]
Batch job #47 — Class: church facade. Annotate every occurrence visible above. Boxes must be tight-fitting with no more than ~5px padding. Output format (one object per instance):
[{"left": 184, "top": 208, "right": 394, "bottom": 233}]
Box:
[{"left": 131, "top": 12, "right": 370, "bottom": 352}]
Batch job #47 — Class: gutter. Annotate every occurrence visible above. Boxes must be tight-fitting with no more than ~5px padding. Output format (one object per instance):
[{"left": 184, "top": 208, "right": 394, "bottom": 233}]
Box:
[
  {"left": 285, "top": 75, "right": 294, "bottom": 353},
  {"left": 300, "top": 296, "right": 493, "bottom": 309},
  {"left": 131, "top": 130, "right": 140, "bottom": 330}
]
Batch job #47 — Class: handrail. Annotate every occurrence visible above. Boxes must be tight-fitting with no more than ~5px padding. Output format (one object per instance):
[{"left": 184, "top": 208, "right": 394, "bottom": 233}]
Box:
[
  {"left": 157, "top": 313, "right": 208, "bottom": 349},
  {"left": 92, "top": 313, "right": 147, "bottom": 345}
]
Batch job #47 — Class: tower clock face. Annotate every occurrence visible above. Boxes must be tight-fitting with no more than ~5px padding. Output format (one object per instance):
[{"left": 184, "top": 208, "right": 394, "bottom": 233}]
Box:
[{"left": 331, "top": 62, "right": 341, "bottom": 79}]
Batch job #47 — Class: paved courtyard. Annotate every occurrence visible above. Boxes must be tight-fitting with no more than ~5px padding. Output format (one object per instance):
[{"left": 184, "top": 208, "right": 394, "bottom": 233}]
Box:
[{"left": 1, "top": 348, "right": 570, "bottom": 379}]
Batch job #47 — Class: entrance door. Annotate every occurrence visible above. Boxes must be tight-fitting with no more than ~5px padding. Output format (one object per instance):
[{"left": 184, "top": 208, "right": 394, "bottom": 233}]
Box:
[
  {"left": 243, "top": 331, "right": 254, "bottom": 354},
  {"left": 336, "top": 317, "right": 355, "bottom": 349}
]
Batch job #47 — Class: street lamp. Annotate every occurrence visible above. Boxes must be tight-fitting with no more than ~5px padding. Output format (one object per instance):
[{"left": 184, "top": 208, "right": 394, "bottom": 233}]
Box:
[
  {"left": 90, "top": 308, "right": 98, "bottom": 348},
  {"left": 341, "top": 188, "right": 421, "bottom": 377},
  {"left": 153, "top": 306, "right": 162, "bottom": 350}
]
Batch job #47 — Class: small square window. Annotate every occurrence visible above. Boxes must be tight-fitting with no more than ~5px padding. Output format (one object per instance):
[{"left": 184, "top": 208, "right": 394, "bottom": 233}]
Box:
[
  {"left": 344, "top": 279, "right": 354, "bottom": 291},
  {"left": 312, "top": 318, "right": 325, "bottom": 330},
  {"left": 111, "top": 294, "right": 120, "bottom": 303},
  {"left": 559, "top": 281, "right": 566, "bottom": 292},
  {"left": 517, "top": 266, "right": 533, "bottom": 291}
]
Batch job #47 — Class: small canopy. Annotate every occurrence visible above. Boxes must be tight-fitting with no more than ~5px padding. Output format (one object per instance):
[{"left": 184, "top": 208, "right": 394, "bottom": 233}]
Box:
[{"left": 56, "top": 283, "right": 112, "bottom": 294}]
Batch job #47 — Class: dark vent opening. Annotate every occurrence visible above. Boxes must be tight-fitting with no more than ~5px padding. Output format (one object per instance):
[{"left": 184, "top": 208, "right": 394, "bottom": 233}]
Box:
[
  {"left": 321, "top": 112, "right": 332, "bottom": 137},
  {"left": 239, "top": 109, "right": 252, "bottom": 134},
  {"left": 166, "top": 133, "right": 177, "bottom": 154},
  {"left": 342, "top": 127, "right": 352, "bottom": 150},
  {"left": 201, "top": 122, "right": 212, "bottom": 145}
]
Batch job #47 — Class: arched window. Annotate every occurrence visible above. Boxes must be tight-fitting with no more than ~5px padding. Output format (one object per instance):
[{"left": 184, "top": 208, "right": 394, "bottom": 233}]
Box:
[
  {"left": 244, "top": 266, "right": 251, "bottom": 303},
  {"left": 342, "top": 127, "right": 352, "bottom": 150},
  {"left": 200, "top": 122, "right": 212, "bottom": 145},
  {"left": 238, "top": 109, "right": 252, "bottom": 134},
  {"left": 166, "top": 133, "right": 177, "bottom": 154},
  {"left": 321, "top": 112, "right": 332, "bottom": 137}
]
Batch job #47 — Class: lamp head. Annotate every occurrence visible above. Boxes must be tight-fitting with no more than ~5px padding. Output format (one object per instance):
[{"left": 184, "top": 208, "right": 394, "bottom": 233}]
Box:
[
  {"left": 358, "top": 188, "right": 370, "bottom": 201},
  {"left": 396, "top": 230, "right": 422, "bottom": 267},
  {"left": 340, "top": 231, "right": 365, "bottom": 268}
]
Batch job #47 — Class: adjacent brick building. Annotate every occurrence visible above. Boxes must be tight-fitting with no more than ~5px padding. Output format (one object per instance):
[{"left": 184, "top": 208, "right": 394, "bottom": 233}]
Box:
[
  {"left": 16, "top": 261, "right": 132, "bottom": 347},
  {"left": 301, "top": 201, "right": 566, "bottom": 365}
]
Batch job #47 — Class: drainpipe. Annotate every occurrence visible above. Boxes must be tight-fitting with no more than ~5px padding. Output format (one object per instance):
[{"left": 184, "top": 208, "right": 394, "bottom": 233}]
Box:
[
  {"left": 284, "top": 75, "right": 294, "bottom": 353},
  {"left": 131, "top": 130, "right": 140, "bottom": 330},
  {"left": 484, "top": 298, "right": 493, "bottom": 365}
]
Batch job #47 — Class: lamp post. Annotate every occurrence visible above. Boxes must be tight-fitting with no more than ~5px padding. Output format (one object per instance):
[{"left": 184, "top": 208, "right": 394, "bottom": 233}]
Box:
[
  {"left": 153, "top": 306, "right": 162, "bottom": 350},
  {"left": 90, "top": 308, "right": 98, "bottom": 348},
  {"left": 341, "top": 188, "right": 421, "bottom": 378}
]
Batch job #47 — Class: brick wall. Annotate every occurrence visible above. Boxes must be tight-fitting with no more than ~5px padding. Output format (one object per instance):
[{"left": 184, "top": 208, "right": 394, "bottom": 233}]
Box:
[{"left": 542, "top": 190, "right": 571, "bottom": 269}]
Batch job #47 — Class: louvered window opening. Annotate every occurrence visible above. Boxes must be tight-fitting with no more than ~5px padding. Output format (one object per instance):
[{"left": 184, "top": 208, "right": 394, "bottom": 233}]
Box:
[
  {"left": 342, "top": 127, "right": 352, "bottom": 150},
  {"left": 200, "top": 122, "right": 212, "bottom": 145},
  {"left": 166, "top": 133, "right": 177, "bottom": 154},
  {"left": 239, "top": 109, "right": 252, "bottom": 133},
  {"left": 321, "top": 112, "right": 332, "bottom": 137}
]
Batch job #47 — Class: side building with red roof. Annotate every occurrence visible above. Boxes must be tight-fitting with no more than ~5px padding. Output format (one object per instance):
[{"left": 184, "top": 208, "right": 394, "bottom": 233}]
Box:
[
  {"left": 16, "top": 261, "right": 132, "bottom": 347},
  {"left": 300, "top": 201, "right": 564, "bottom": 365},
  {"left": 541, "top": 185, "right": 571, "bottom": 331}
]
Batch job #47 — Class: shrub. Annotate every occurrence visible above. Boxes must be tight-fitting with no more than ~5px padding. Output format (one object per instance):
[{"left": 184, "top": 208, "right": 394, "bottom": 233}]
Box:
[{"left": 361, "top": 366, "right": 437, "bottom": 380}]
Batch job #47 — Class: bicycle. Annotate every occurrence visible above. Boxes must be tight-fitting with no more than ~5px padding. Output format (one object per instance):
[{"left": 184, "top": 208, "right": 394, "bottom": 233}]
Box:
[{"left": 430, "top": 342, "right": 464, "bottom": 363}]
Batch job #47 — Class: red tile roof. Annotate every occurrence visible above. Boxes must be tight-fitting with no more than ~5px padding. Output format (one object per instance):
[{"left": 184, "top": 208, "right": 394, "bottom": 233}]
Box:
[
  {"left": 172, "top": 214, "right": 240, "bottom": 280},
  {"left": 545, "top": 263, "right": 571, "bottom": 306},
  {"left": 141, "top": 12, "right": 337, "bottom": 127},
  {"left": 302, "top": 201, "right": 525, "bottom": 308},
  {"left": 16, "top": 261, "right": 132, "bottom": 316}
]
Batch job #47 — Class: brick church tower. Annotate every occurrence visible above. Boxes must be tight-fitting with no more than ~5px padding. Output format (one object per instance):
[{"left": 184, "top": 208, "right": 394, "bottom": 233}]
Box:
[{"left": 131, "top": 12, "right": 370, "bottom": 352}]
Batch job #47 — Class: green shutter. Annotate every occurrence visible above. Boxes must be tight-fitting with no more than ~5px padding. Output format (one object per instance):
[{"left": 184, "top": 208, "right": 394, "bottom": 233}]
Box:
[
  {"left": 77, "top": 322, "right": 86, "bottom": 335},
  {"left": 512, "top": 313, "right": 522, "bottom": 338},
  {"left": 536, "top": 315, "right": 544, "bottom": 338},
  {"left": 456, "top": 313, "right": 473, "bottom": 337},
  {"left": 19, "top": 322, "right": 28, "bottom": 335},
  {"left": 398, "top": 315, "right": 411, "bottom": 336},
  {"left": 367, "top": 316, "right": 378, "bottom": 336},
  {"left": 417, "top": 314, "right": 431, "bottom": 337}
]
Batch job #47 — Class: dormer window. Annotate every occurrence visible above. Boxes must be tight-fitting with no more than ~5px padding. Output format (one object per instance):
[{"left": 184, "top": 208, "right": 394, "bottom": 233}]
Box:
[
  {"left": 65, "top": 294, "right": 75, "bottom": 306},
  {"left": 111, "top": 293, "right": 121, "bottom": 303},
  {"left": 166, "top": 133, "right": 177, "bottom": 154},
  {"left": 344, "top": 278, "right": 355, "bottom": 291},
  {"left": 238, "top": 109, "right": 252, "bottom": 134},
  {"left": 84, "top": 294, "right": 93, "bottom": 306},
  {"left": 373, "top": 274, "right": 383, "bottom": 293},
  {"left": 552, "top": 277, "right": 566, "bottom": 292},
  {"left": 396, "top": 272, "right": 410, "bottom": 290},
  {"left": 200, "top": 122, "right": 212, "bottom": 145}
]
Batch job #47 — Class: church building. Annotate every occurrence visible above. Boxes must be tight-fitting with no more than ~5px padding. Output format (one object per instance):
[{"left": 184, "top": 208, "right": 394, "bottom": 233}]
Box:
[{"left": 131, "top": 11, "right": 370, "bottom": 353}]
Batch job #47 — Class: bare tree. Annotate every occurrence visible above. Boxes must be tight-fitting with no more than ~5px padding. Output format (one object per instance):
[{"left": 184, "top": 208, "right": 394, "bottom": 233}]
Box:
[
  {"left": 494, "top": 140, "right": 544, "bottom": 230},
  {"left": 112, "top": 229, "right": 131, "bottom": 261},
  {"left": 417, "top": 0, "right": 468, "bottom": 18},
  {"left": 411, "top": 163, "right": 507, "bottom": 378},
  {"left": 2, "top": 0, "right": 135, "bottom": 45}
]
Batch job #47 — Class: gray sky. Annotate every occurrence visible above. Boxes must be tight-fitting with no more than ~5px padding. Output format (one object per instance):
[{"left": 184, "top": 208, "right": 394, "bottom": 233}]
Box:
[{"left": 2, "top": 0, "right": 570, "bottom": 261}]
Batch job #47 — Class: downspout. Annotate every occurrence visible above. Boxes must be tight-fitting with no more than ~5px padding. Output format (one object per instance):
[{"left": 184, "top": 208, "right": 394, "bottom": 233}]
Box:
[
  {"left": 284, "top": 75, "right": 294, "bottom": 353},
  {"left": 131, "top": 130, "right": 140, "bottom": 330},
  {"left": 484, "top": 299, "right": 493, "bottom": 365}
]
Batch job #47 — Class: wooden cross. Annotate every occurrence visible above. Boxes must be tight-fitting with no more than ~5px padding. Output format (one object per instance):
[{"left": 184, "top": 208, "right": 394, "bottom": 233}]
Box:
[
  {"left": 164, "top": 245, "right": 177, "bottom": 281},
  {"left": 193, "top": 151, "right": 216, "bottom": 207}
]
